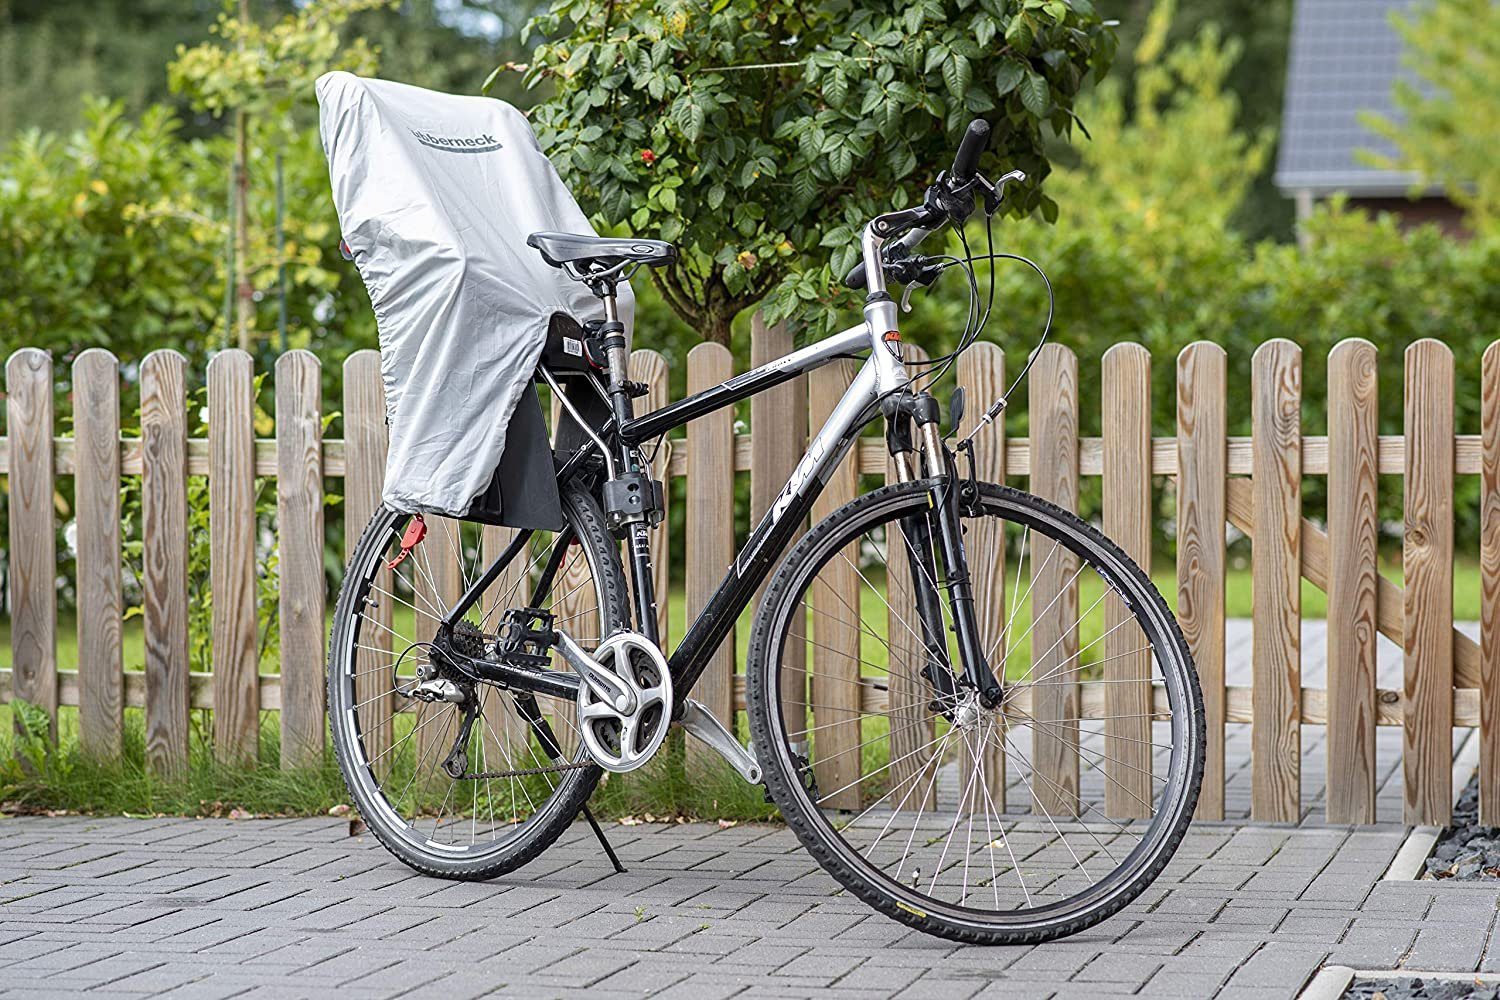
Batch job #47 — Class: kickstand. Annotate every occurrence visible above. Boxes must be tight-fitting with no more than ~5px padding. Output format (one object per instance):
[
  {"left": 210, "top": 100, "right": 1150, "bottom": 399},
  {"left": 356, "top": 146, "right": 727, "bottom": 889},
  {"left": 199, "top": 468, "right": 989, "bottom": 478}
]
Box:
[
  {"left": 515, "top": 693, "right": 626, "bottom": 875},
  {"left": 581, "top": 805, "right": 626, "bottom": 874}
]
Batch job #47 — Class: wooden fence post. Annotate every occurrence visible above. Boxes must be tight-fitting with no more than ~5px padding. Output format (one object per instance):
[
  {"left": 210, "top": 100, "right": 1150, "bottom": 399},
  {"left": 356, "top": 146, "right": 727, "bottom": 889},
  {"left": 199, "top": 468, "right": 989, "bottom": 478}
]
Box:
[
  {"left": 208, "top": 349, "right": 259, "bottom": 765},
  {"left": 1404, "top": 338, "right": 1454, "bottom": 826},
  {"left": 1177, "top": 342, "right": 1227, "bottom": 820},
  {"left": 750, "top": 316, "right": 807, "bottom": 731},
  {"left": 343, "top": 351, "right": 393, "bottom": 772},
  {"left": 1103, "top": 342, "right": 1152, "bottom": 819},
  {"left": 1483, "top": 341, "right": 1500, "bottom": 825},
  {"left": 418, "top": 516, "right": 468, "bottom": 762},
  {"left": 957, "top": 343, "right": 1006, "bottom": 812},
  {"left": 1326, "top": 338, "right": 1379, "bottom": 823},
  {"left": 887, "top": 345, "right": 936, "bottom": 809},
  {"left": 7, "top": 349, "right": 57, "bottom": 742},
  {"left": 686, "top": 342, "right": 735, "bottom": 773},
  {"left": 141, "top": 349, "right": 190, "bottom": 776},
  {"left": 276, "top": 350, "right": 326, "bottom": 769},
  {"left": 480, "top": 522, "right": 525, "bottom": 766},
  {"left": 1251, "top": 339, "right": 1302, "bottom": 823},
  {"left": 809, "top": 358, "right": 862, "bottom": 809},
  {"left": 73, "top": 349, "right": 122, "bottom": 759},
  {"left": 631, "top": 348, "right": 672, "bottom": 645},
  {"left": 1029, "top": 343, "right": 1080, "bottom": 816}
]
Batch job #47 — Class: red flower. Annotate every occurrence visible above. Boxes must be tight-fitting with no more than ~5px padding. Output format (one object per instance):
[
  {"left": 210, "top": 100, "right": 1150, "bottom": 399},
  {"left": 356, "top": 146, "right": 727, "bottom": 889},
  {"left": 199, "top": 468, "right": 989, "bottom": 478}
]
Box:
[{"left": 640, "top": 148, "right": 657, "bottom": 166}]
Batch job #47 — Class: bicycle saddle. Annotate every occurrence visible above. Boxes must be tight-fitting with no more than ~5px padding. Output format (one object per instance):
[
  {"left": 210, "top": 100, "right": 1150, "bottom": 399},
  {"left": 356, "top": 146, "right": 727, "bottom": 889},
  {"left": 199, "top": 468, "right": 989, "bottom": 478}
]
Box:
[{"left": 527, "top": 232, "right": 677, "bottom": 270}]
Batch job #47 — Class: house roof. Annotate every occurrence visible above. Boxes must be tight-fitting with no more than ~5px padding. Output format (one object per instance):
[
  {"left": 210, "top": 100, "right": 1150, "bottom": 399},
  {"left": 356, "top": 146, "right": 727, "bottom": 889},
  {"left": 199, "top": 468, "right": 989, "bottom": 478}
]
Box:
[{"left": 1275, "top": 0, "right": 1427, "bottom": 197}]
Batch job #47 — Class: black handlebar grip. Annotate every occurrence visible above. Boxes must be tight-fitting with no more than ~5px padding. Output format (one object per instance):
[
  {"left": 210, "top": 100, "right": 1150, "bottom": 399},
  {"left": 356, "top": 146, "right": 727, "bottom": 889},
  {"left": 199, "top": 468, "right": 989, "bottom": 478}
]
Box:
[
  {"left": 951, "top": 119, "right": 991, "bottom": 181},
  {"left": 844, "top": 259, "right": 868, "bottom": 289}
]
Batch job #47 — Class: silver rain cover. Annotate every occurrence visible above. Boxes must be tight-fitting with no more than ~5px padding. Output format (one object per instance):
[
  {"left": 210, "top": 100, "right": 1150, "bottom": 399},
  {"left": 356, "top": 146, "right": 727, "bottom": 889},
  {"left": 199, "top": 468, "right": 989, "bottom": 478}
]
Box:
[{"left": 316, "top": 71, "right": 633, "bottom": 519}]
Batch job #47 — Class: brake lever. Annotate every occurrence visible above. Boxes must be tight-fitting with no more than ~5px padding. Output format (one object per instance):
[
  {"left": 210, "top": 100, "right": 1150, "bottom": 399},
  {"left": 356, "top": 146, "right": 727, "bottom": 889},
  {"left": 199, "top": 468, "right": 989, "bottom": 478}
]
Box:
[
  {"left": 974, "top": 169, "right": 1027, "bottom": 216},
  {"left": 896, "top": 256, "right": 947, "bottom": 312}
]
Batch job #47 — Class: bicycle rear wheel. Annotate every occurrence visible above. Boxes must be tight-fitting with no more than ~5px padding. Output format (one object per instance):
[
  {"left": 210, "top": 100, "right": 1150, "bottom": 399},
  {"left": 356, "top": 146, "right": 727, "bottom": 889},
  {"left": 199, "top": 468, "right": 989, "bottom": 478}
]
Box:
[
  {"left": 746, "top": 481, "right": 1204, "bottom": 944},
  {"left": 327, "top": 485, "right": 627, "bottom": 879}
]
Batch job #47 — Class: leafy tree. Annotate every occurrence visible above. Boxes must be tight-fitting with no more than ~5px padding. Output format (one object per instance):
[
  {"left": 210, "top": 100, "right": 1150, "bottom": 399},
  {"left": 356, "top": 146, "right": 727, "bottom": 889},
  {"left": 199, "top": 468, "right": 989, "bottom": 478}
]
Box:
[
  {"left": 518, "top": 0, "right": 1117, "bottom": 346},
  {"left": 0, "top": 0, "right": 221, "bottom": 140},
  {"left": 0, "top": 99, "right": 372, "bottom": 370},
  {"left": 1364, "top": 0, "right": 1500, "bottom": 236},
  {"left": 168, "top": 0, "right": 393, "bottom": 351},
  {"left": 366, "top": 0, "right": 553, "bottom": 107},
  {"left": 1105, "top": 0, "right": 1293, "bottom": 241}
]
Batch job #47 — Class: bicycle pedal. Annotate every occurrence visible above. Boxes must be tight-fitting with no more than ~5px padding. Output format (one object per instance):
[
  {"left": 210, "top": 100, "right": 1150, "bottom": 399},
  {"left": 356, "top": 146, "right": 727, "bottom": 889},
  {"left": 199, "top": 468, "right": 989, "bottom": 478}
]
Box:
[{"left": 496, "top": 606, "right": 556, "bottom": 670}]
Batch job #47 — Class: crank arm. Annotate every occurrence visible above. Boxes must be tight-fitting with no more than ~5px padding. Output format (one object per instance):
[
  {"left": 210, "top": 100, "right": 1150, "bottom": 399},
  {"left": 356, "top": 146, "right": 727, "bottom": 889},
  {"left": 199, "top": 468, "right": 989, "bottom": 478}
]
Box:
[
  {"left": 676, "top": 699, "right": 762, "bottom": 784},
  {"left": 554, "top": 629, "right": 637, "bottom": 713}
]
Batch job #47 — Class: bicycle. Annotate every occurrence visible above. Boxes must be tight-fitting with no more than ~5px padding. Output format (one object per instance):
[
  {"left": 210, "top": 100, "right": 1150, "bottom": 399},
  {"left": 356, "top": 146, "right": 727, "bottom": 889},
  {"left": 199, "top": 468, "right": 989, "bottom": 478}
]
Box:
[{"left": 327, "top": 119, "right": 1206, "bottom": 944}]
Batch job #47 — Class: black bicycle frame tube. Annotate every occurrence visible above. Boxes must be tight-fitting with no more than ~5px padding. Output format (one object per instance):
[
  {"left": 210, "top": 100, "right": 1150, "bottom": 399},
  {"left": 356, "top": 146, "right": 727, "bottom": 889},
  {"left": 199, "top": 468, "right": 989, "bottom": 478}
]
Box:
[
  {"left": 620, "top": 324, "right": 871, "bottom": 446},
  {"left": 665, "top": 398, "right": 879, "bottom": 706},
  {"left": 440, "top": 527, "right": 532, "bottom": 631}
]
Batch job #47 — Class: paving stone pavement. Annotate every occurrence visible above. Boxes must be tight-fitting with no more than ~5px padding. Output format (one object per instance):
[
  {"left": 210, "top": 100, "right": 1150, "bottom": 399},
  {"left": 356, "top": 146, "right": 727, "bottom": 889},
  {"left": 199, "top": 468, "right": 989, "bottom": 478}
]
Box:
[
  {"left": 0, "top": 625, "right": 1486, "bottom": 998},
  {"left": 2, "top": 811, "right": 1496, "bottom": 1000}
]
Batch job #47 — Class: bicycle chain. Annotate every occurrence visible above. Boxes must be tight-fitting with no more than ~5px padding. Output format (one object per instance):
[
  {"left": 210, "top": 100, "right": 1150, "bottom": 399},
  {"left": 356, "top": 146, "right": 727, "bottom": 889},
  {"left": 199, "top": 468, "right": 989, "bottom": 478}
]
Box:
[{"left": 458, "top": 760, "right": 593, "bottom": 781}]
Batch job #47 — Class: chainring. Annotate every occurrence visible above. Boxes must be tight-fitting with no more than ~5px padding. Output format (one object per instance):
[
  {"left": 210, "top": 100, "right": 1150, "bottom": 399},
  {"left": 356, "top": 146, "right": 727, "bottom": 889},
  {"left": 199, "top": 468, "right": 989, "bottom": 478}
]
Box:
[{"left": 576, "top": 631, "right": 673, "bottom": 773}]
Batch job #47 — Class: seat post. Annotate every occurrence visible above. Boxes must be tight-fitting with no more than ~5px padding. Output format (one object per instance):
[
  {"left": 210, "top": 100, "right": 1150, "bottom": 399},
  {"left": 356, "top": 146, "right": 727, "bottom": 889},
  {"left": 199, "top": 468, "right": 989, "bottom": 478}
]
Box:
[{"left": 593, "top": 283, "right": 634, "bottom": 428}]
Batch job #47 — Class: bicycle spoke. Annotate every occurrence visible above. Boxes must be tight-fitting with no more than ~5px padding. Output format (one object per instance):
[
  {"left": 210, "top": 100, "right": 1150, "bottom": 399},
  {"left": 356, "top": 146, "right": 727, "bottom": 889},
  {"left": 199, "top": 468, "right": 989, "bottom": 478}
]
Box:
[
  {"left": 756, "top": 483, "right": 1199, "bottom": 935},
  {"left": 332, "top": 505, "right": 613, "bottom": 866}
]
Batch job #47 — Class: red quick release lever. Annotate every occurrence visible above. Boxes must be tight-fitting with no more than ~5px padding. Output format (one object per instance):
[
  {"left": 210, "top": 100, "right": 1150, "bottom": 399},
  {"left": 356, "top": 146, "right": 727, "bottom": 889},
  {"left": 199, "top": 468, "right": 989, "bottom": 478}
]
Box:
[{"left": 386, "top": 515, "right": 426, "bottom": 569}]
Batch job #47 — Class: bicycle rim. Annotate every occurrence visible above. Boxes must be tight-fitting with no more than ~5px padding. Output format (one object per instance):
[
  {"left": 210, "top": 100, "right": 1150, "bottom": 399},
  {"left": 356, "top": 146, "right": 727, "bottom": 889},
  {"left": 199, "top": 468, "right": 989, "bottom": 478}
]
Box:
[{"left": 748, "top": 481, "right": 1204, "bottom": 941}]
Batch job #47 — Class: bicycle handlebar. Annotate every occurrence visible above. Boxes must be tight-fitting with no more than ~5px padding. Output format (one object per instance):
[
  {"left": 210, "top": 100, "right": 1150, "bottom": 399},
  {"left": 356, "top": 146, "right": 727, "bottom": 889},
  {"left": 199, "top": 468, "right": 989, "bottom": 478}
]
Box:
[
  {"left": 841, "top": 119, "right": 994, "bottom": 290},
  {"left": 950, "top": 119, "right": 991, "bottom": 182}
]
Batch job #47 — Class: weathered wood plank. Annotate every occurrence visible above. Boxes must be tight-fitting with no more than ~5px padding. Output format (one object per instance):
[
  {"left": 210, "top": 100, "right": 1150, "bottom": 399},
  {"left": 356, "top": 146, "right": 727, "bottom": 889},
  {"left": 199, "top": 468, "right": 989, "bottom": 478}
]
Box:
[
  {"left": 1326, "top": 338, "right": 1380, "bottom": 824},
  {"left": 1484, "top": 341, "right": 1500, "bottom": 825},
  {"left": 207, "top": 350, "right": 259, "bottom": 765},
  {"left": 749, "top": 316, "right": 808, "bottom": 731},
  {"left": 886, "top": 345, "right": 936, "bottom": 809},
  {"left": 6, "top": 349, "right": 58, "bottom": 742},
  {"left": 631, "top": 348, "right": 672, "bottom": 645},
  {"left": 1223, "top": 479, "right": 1479, "bottom": 688},
  {"left": 1251, "top": 339, "right": 1302, "bottom": 823},
  {"left": 480, "top": 523, "right": 526, "bottom": 769},
  {"left": 548, "top": 517, "right": 591, "bottom": 755},
  {"left": 410, "top": 516, "right": 469, "bottom": 763},
  {"left": 1176, "top": 342, "right": 1227, "bottom": 820},
  {"left": 808, "top": 358, "right": 862, "bottom": 810},
  {"left": 686, "top": 342, "right": 736, "bottom": 773},
  {"left": 957, "top": 343, "right": 1006, "bottom": 813},
  {"left": 140, "top": 350, "right": 190, "bottom": 775},
  {"left": 276, "top": 351, "right": 326, "bottom": 769},
  {"left": 4, "top": 429, "right": 1495, "bottom": 481},
  {"left": 72, "top": 349, "right": 122, "bottom": 759},
  {"left": 343, "top": 351, "right": 392, "bottom": 773},
  {"left": 1404, "top": 339, "right": 1454, "bottom": 826},
  {"left": 8, "top": 665, "right": 1497, "bottom": 729},
  {"left": 1103, "top": 342, "right": 1152, "bottom": 819},
  {"left": 1029, "top": 343, "right": 1081, "bottom": 816}
]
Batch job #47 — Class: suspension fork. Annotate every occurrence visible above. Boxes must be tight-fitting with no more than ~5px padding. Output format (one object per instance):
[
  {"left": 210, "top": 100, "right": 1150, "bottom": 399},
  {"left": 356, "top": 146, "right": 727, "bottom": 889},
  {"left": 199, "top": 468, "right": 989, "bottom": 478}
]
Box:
[
  {"left": 886, "top": 400, "right": 958, "bottom": 709},
  {"left": 896, "top": 394, "right": 1004, "bottom": 708}
]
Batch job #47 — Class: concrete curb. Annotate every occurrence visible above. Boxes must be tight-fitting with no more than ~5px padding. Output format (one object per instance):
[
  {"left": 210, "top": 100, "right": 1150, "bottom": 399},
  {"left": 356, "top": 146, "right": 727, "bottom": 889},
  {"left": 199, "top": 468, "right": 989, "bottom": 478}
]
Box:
[
  {"left": 1380, "top": 728, "right": 1480, "bottom": 881},
  {"left": 1298, "top": 965, "right": 1355, "bottom": 1000}
]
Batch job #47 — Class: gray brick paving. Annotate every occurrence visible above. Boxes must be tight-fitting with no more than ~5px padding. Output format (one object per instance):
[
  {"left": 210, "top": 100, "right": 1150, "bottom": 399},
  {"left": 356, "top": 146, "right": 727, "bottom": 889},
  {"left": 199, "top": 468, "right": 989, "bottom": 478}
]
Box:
[
  {"left": 1, "top": 625, "right": 1491, "bottom": 998},
  {"left": 1, "top": 808, "right": 1495, "bottom": 999}
]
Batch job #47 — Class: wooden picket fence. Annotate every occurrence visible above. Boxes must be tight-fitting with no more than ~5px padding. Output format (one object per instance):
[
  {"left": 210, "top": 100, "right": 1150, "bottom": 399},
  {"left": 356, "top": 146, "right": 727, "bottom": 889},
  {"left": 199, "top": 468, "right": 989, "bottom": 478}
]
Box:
[{"left": 2, "top": 332, "right": 1496, "bottom": 828}]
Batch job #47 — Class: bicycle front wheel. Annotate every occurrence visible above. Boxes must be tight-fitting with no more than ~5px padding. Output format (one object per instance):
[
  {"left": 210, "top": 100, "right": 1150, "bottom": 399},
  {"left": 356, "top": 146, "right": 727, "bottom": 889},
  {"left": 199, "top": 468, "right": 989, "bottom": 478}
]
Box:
[{"left": 746, "top": 481, "right": 1204, "bottom": 944}]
